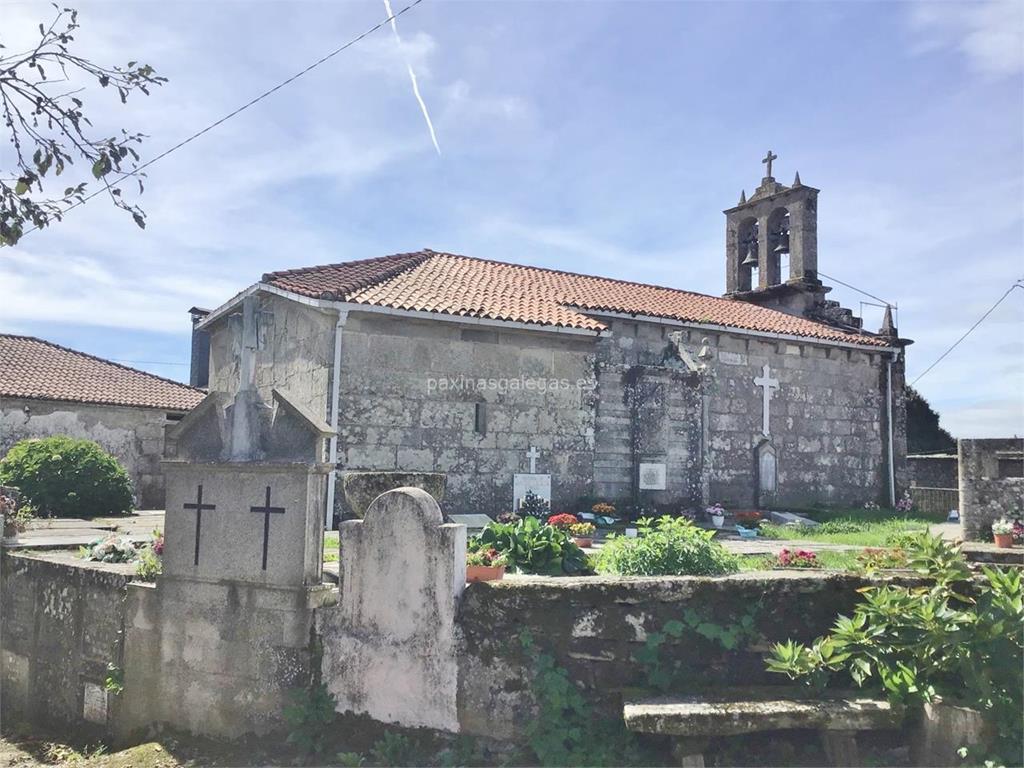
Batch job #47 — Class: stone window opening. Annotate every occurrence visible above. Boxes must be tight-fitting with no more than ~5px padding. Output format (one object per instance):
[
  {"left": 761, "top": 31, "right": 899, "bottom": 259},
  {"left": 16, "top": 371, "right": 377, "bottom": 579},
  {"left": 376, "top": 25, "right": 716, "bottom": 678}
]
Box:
[{"left": 474, "top": 402, "right": 487, "bottom": 436}]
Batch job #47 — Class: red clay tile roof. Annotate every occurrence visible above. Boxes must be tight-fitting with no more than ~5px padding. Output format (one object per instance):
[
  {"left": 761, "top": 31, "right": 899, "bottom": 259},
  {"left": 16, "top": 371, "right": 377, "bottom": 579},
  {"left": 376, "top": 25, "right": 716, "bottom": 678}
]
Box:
[
  {"left": 0, "top": 335, "right": 205, "bottom": 411},
  {"left": 263, "top": 250, "right": 891, "bottom": 347}
]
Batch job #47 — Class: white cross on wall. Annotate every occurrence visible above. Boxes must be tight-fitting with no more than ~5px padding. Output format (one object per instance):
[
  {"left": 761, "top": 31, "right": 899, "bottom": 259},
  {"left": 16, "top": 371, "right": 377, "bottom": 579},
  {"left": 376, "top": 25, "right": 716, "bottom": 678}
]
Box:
[
  {"left": 527, "top": 446, "right": 540, "bottom": 474},
  {"left": 753, "top": 364, "right": 780, "bottom": 437}
]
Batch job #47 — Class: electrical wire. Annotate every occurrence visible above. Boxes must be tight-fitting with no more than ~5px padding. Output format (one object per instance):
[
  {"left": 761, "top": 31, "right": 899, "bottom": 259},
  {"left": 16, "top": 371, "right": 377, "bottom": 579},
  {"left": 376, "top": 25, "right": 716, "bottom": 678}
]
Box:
[
  {"left": 910, "top": 279, "right": 1024, "bottom": 386},
  {"left": 15, "top": 0, "right": 426, "bottom": 240}
]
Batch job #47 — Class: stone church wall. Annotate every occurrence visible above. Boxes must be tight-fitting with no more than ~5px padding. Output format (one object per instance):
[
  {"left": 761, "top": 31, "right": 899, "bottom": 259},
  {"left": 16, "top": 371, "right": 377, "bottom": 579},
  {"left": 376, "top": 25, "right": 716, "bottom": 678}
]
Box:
[
  {"left": 207, "top": 292, "right": 335, "bottom": 420},
  {"left": 0, "top": 396, "right": 177, "bottom": 509},
  {"left": 336, "top": 313, "right": 597, "bottom": 517},
  {"left": 593, "top": 317, "right": 893, "bottom": 511}
]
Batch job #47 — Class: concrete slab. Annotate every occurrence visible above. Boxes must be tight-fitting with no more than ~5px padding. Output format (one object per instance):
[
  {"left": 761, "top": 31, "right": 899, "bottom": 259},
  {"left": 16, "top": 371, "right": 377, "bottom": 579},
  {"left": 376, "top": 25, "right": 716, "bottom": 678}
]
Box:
[{"left": 624, "top": 689, "right": 902, "bottom": 737}]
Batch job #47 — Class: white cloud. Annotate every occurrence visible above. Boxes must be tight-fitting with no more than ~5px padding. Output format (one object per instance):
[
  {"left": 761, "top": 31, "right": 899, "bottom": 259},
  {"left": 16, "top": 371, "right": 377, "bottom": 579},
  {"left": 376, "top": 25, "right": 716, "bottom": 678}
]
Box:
[{"left": 910, "top": 0, "right": 1024, "bottom": 76}]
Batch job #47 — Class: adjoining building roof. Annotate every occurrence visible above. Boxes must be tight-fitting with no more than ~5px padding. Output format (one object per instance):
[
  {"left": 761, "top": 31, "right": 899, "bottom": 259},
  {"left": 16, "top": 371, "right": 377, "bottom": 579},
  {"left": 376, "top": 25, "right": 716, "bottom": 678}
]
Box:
[
  {"left": 0, "top": 335, "right": 205, "bottom": 411},
  {"left": 263, "top": 249, "right": 892, "bottom": 347}
]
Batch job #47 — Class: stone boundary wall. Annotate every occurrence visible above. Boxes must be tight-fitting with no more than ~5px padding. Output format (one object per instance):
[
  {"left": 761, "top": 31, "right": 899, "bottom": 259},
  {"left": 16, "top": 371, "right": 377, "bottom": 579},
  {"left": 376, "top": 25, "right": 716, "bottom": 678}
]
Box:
[
  {"left": 908, "top": 454, "right": 958, "bottom": 490},
  {"left": 456, "top": 572, "right": 917, "bottom": 741},
  {"left": 0, "top": 552, "right": 132, "bottom": 734},
  {"left": 959, "top": 438, "right": 1024, "bottom": 541},
  {"left": 0, "top": 397, "right": 180, "bottom": 509}
]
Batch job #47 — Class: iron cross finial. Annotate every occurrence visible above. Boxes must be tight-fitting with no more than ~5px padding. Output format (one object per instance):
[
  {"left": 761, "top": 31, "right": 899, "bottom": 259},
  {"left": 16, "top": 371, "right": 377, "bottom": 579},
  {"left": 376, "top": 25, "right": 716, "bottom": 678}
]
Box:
[{"left": 762, "top": 150, "right": 778, "bottom": 177}]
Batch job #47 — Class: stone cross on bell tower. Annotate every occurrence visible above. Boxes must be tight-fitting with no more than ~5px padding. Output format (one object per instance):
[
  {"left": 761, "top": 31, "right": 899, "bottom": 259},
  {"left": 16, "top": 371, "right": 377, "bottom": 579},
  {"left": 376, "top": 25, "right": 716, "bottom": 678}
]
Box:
[{"left": 724, "top": 152, "right": 822, "bottom": 309}]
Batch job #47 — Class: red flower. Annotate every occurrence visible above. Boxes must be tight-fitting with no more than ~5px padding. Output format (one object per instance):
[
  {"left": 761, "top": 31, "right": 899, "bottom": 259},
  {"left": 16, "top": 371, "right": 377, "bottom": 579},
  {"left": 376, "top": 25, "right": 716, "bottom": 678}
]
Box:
[{"left": 547, "top": 513, "right": 578, "bottom": 530}]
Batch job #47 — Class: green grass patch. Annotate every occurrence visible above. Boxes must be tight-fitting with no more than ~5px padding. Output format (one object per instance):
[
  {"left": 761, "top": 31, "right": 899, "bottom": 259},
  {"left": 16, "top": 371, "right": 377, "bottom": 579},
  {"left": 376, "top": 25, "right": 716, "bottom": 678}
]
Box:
[
  {"left": 759, "top": 516, "right": 932, "bottom": 547},
  {"left": 323, "top": 531, "right": 339, "bottom": 563},
  {"left": 787, "top": 505, "right": 949, "bottom": 524},
  {"left": 738, "top": 550, "right": 861, "bottom": 571}
]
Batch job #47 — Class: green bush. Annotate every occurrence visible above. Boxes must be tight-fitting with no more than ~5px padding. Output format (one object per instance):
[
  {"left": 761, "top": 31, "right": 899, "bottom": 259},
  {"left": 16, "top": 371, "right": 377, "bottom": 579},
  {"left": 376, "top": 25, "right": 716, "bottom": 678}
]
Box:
[
  {"left": 0, "top": 437, "right": 133, "bottom": 518},
  {"left": 767, "top": 532, "right": 1024, "bottom": 764},
  {"left": 595, "top": 516, "right": 740, "bottom": 576},
  {"left": 472, "top": 516, "right": 590, "bottom": 576}
]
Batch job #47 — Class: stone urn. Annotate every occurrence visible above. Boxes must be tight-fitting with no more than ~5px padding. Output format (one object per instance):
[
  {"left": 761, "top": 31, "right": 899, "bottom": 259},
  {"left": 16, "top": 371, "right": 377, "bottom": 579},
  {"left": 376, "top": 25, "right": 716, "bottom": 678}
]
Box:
[{"left": 341, "top": 471, "right": 446, "bottom": 518}]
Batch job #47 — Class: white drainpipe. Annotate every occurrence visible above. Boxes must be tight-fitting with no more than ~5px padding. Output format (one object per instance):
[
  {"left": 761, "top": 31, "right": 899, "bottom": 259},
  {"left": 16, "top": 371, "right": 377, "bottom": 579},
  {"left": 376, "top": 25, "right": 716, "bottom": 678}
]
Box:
[
  {"left": 886, "top": 352, "right": 897, "bottom": 508},
  {"left": 325, "top": 311, "right": 348, "bottom": 528}
]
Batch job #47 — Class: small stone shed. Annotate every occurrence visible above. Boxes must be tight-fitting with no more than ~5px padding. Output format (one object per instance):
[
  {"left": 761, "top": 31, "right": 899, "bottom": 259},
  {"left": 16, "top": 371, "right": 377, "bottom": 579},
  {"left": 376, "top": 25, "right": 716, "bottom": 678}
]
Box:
[
  {"left": 958, "top": 438, "right": 1024, "bottom": 541},
  {"left": 0, "top": 334, "right": 204, "bottom": 508}
]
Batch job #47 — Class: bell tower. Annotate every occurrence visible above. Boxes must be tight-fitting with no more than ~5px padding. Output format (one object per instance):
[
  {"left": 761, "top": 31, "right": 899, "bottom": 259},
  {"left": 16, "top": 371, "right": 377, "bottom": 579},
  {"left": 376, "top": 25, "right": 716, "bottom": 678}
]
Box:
[{"left": 724, "top": 151, "right": 825, "bottom": 316}]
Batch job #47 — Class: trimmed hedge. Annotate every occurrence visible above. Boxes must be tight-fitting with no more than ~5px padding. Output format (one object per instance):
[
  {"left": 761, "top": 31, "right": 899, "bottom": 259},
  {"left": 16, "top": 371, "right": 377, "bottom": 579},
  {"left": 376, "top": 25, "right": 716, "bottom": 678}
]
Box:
[{"left": 0, "top": 436, "right": 134, "bottom": 518}]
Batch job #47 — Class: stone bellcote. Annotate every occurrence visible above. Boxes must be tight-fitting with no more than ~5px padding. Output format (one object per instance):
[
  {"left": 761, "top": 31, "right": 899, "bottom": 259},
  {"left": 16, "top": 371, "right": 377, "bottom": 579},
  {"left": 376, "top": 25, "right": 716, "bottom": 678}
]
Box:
[{"left": 724, "top": 152, "right": 824, "bottom": 316}]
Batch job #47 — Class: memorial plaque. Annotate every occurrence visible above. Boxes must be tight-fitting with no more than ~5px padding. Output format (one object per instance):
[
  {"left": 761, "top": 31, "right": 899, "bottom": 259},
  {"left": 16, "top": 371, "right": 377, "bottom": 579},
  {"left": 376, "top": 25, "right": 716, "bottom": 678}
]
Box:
[
  {"left": 639, "top": 462, "right": 667, "bottom": 490},
  {"left": 512, "top": 473, "right": 551, "bottom": 510}
]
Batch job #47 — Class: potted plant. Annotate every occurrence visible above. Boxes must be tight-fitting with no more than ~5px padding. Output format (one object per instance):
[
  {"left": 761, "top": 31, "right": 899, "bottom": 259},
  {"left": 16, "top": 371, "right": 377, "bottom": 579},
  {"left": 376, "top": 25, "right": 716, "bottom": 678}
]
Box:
[
  {"left": 547, "top": 513, "right": 578, "bottom": 531},
  {"left": 992, "top": 519, "right": 1015, "bottom": 548},
  {"left": 466, "top": 547, "right": 507, "bottom": 583},
  {"left": 569, "top": 521, "right": 596, "bottom": 549},
  {"left": 707, "top": 503, "right": 726, "bottom": 529},
  {"left": 1, "top": 492, "right": 33, "bottom": 539}
]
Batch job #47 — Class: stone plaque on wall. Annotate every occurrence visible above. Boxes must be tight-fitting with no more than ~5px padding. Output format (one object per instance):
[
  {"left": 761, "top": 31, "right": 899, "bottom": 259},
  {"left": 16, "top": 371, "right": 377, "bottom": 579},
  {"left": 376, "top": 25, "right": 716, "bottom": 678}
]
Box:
[
  {"left": 513, "top": 473, "right": 551, "bottom": 510},
  {"left": 638, "top": 463, "right": 667, "bottom": 490},
  {"left": 82, "top": 681, "right": 108, "bottom": 724}
]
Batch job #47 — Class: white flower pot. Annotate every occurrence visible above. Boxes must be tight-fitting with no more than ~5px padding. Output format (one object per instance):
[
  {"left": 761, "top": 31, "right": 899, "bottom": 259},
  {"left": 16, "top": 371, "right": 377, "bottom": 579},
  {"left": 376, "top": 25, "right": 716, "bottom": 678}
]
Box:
[{"left": 711, "top": 514, "right": 725, "bottom": 528}]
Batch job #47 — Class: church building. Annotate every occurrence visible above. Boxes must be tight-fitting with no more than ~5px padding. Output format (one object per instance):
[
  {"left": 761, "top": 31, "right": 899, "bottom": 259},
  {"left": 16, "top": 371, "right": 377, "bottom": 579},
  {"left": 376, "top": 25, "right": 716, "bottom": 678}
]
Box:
[{"left": 188, "top": 156, "right": 910, "bottom": 518}]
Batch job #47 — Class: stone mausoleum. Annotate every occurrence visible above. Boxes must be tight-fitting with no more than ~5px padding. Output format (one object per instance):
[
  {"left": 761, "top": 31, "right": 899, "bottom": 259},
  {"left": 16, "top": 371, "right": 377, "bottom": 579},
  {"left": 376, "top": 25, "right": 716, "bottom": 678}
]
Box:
[{"left": 189, "top": 157, "right": 910, "bottom": 518}]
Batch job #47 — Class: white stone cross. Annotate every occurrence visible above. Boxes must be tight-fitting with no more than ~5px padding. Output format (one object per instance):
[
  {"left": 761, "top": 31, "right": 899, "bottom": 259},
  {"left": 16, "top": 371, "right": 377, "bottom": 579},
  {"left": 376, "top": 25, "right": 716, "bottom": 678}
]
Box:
[
  {"left": 754, "top": 364, "right": 780, "bottom": 437},
  {"left": 526, "top": 446, "right": 540, "bottom": 474}
]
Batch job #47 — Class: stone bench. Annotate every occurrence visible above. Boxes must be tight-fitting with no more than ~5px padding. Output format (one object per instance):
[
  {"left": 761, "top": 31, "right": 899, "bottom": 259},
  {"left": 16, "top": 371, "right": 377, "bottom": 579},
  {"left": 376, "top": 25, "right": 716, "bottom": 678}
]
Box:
[{"left": 623, "top": 688, "right": 903, "bottom": 767}]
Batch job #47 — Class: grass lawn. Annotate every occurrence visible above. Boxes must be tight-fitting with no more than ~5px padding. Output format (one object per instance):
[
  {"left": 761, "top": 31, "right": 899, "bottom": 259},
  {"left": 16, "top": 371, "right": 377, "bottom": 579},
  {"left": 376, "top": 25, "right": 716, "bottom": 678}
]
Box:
[
  {"left": 324, "top": 531, "right": 339, "bottom": 562},
  {"left": 738, "top": 549, "right": 862, "bottom": 571},
  {"left": 758, "top": 510, "right": 936, "bottom": 547}
]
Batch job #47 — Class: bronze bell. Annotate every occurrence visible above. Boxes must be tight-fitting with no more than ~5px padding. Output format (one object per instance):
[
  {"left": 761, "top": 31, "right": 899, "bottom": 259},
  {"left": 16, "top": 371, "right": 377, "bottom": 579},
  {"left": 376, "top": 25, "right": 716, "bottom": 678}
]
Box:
[
  {"left": 741, "top": 245, "right": 758, "bottom": 267},
  {"left": 773, "top": 232, "right": 790, "bottom": 255}
]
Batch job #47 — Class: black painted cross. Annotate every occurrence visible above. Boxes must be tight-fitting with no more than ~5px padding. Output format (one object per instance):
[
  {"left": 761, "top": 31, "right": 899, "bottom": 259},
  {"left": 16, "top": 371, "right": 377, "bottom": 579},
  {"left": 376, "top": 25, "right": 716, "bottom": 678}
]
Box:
[
  {"left": 183, "top": 484, "right": 216, "bottom": 566},
  {"left": 250, "top": 486, "right": 286, "bottom": 571}
]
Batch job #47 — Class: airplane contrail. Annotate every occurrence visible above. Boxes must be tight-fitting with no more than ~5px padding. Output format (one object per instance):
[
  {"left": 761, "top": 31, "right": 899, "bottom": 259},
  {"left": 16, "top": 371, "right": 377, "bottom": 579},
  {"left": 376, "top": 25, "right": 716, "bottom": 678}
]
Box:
[{"left": 382, "top": 0, "right": 441, "bottom": 156}]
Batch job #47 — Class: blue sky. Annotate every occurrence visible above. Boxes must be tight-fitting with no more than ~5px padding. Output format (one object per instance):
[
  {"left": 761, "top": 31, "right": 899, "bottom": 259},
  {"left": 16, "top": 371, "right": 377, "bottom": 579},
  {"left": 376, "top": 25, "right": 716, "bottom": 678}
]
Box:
[{"left": 3, "top": 0, "right": 1022, "bottom": 437}]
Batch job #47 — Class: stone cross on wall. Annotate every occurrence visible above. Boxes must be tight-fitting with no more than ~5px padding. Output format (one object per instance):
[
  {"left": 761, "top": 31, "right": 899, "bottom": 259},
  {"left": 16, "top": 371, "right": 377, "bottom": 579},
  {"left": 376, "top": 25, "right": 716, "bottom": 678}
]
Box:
[
  {"left": 527, "top": 446, "right": 540, "bottom": 474},
  {"left": 762, "top": 150, "right": 778, "bottom": 178},
  {"left": 754, "top": 364, "right": 780, "bottom": 437},
  {"left": 250, "top": 485, "right": 286, "bottom": 571},
  {"left": 183, "top": 484, "right": 217, "bottom": 566}
]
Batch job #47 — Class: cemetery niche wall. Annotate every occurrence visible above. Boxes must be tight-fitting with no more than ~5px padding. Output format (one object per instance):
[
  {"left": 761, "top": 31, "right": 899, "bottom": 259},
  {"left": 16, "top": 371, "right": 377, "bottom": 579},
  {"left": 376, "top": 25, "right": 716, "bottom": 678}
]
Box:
[{"left": 118, "top": 384, "right": 337, "bottom": 739}]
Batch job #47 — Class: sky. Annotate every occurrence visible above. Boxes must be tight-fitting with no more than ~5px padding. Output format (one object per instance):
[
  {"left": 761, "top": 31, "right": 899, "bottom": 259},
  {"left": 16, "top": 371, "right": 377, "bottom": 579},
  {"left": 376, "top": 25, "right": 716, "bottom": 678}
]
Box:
[{"left": 2, "top": 0, "right": 1022, "bottom": 438}]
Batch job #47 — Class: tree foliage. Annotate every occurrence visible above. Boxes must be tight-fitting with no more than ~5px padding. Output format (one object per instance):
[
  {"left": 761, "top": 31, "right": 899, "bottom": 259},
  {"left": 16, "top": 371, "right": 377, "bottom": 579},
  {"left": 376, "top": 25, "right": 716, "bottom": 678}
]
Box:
[
  {"left": 1, "top": 4, "right": 166, "bottom": 246},
  {"left": 906, "top": 386, "right": 956, "bottom": 454}
]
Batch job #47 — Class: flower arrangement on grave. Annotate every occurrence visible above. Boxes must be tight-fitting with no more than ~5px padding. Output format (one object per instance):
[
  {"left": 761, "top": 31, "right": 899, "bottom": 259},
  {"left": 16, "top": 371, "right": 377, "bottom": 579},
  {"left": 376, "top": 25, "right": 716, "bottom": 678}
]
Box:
[
  {"left": 569, "top": 521, "right": 596, "bottom": 548},
  {"left": 1013, "top": 519, "right": 1024, "bottom": 544},
  {"left": 496, "top": 511, "right": 520, "bottom": 524},
  {"left": 734, "top": 510, "right": 763, "bottom": 526},
  {"left": 773, "top": 548, "right": 818, "bottom": 569},
  {"left": 136, "top": 529, "right": 164, "bottom": 581},
  {"left": 0, "top": 491, "right": 33, "bottom": 537},
  {"left": 992, "top": 519, "right": 1016, "bottom": 548},
  {"left": 856, "top": 546, "right": 908, "bottom": 572},
  {"left": 81, "top": 535, "right": 138, "bottom": 563},
  {"left": 518, "top": 490, "right": 550, "bottom": 520},
  {"left": 895, "top": 490, "right": 914, "bottom": 514},
  {"left": 466, "top": 546, "right": 508, "bottom": 583},
  {"left": 863, "top": 500, "right": 881, "bottom": 510},
  {"left": 547, "top": 513, "right": 578, "bottom": 530},
  {"left": 706, "top": 503, "right": 726, "bottom": 528},
  {"left": 591, "top": 502, "right": 616, "bottom": 517}
]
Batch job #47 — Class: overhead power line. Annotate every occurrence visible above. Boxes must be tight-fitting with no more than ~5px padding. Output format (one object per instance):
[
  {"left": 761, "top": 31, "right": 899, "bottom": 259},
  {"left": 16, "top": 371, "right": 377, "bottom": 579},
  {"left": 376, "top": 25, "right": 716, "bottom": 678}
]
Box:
[
  {"left": 911, "top": 279, "right": 1024, "bottom": 387},
  {"left": 818, "top": 270, "right": 895, "bottom": 308},
  {"left": 18, "top": 0, "right": 426, "bottom": 239}
]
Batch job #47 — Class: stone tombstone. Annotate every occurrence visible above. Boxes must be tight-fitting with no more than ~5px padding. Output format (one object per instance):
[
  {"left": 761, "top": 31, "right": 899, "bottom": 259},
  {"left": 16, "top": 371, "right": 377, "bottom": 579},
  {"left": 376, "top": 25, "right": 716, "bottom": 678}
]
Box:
[
  {"left": 513, "top": 473, "right": 551, "bottom": 511},
  {"left": 163, "top": 462, "right": 328, "bottom": 585},
  {"left": 757, "top": 441, "right": 778, "bottom": 506},
  {"left": 162, "top": 386, "right": 333, "bottom": 586},
  {"left": 320, "top": 487, "right": 466, "bottom": 732},
  {"left": 639, "top": 462, "right": 667, "bottom": 491}
]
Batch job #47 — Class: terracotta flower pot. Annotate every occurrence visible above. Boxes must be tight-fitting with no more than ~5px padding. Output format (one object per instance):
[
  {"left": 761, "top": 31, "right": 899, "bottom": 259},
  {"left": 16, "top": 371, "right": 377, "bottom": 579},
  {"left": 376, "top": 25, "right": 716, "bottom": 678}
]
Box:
[
  {"left": 994, "top": 532, "right": 1014, "bottom": 548},
  {"left": 466, "top": 564, "right": 505, "bottom": 583},
  {"left": 573, "top": 537, "right": 593, "bottom": 549}
]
